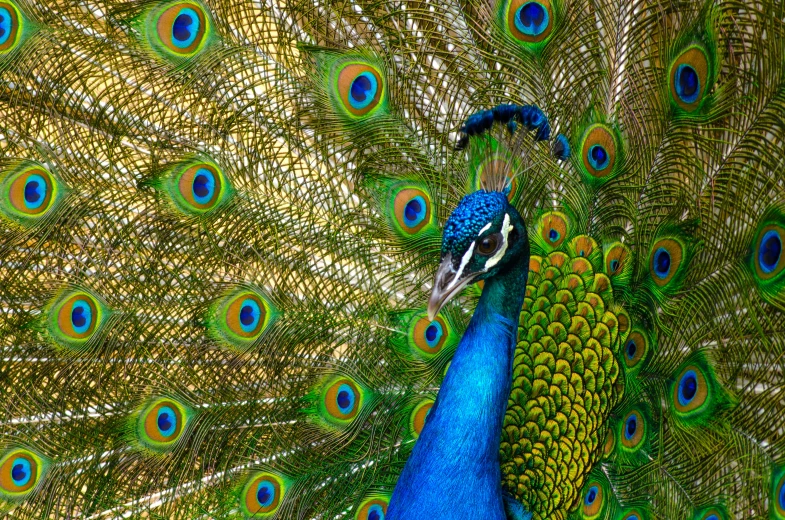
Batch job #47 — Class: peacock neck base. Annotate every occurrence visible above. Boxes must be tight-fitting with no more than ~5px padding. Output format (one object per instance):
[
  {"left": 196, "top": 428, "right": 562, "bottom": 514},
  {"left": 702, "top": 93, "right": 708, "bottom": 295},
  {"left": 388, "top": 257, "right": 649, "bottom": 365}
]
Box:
[{"left": 387, "top": 259, "right": 529, "bottom": 520}]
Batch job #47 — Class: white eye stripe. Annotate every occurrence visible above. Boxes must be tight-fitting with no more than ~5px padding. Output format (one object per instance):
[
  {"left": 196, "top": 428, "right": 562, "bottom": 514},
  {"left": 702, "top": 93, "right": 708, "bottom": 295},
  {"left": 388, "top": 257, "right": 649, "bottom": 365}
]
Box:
[
  {"left": 484, "top": 213, "right": 512, "bottom": 270},
  {"left": 447, "top": 242, "right": 476, "bottom": 292},
  {"left": 478, "top": 222, "right": 492, "bottom": 236}
]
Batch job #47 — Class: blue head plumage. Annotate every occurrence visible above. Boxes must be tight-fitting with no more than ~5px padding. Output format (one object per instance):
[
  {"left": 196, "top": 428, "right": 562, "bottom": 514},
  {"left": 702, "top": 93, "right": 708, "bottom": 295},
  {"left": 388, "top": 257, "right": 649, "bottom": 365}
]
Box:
[
  {"left": 442, "top": 191, "right": 509, "bottom": 255},
  {"left": 428, "top": 189, "right": 528, "bottom": 319}
]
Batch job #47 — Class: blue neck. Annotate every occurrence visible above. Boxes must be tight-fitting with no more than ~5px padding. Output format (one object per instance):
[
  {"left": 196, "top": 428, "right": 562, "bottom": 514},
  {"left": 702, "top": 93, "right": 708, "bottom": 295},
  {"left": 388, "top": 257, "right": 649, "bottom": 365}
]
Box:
[{"left": 387, "top": 259, "right": 529, "bottom": 520}]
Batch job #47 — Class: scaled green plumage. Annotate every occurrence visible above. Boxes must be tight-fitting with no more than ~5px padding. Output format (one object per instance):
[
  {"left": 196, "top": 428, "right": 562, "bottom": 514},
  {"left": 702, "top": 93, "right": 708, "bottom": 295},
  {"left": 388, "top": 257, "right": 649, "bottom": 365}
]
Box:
[{"left": 1, "top": 0, "right": 784, "bottom": 519}]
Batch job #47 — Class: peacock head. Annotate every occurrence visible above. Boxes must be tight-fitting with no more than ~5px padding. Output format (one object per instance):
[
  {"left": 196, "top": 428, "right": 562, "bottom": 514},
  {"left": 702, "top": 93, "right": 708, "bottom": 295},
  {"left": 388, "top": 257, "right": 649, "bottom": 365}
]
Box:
[{"left": 427, "top": 190, "right": 528, "bottom": 319}]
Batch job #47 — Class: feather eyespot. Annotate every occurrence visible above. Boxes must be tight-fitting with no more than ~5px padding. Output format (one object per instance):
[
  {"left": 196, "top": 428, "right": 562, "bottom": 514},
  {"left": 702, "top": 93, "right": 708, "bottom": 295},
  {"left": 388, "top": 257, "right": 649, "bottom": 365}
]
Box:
[
  {"left": 648, "top": 238, "right": 684, "bottom": 287},
  {"left": 0, "top": 2, "right": 24, "bottom": 54},
  {"left": 620, "top": 410, "right": 645, "bottom": 450},
  {"left": 621, "top": 510, "right": 644, "bottom": 520},
  {"left": 699, "top": 508, "right": 724, "bottom": 520},
  {"left": 669, "top": 45, "right": 710, "bottom": 111},
  {"left": 774, "top": 470, "right": 785, "bottom": 518},
  {"left": 538, "top": 212, "right": 568, "bottom": 249},
  {"left": 354, "top": 498, "right": 387, "bottom": 520},
  {"left": 0, "top": 449, "right": 43, "bottom": 498},
  {"left": 1, "top": 164, "right": 64, "bottom": 223},
  {"left": 58, "top": 295, "right": 96, "bottom": 337},
  {"left": 225, "top": 294, "right": 268, "bottom": 339},
  {"left": 322, "top": 377, "right": 363, "bottom": 424},
  {"left": 623, "top": 330, "right": 648, "bottom": 369},
  {"left": 392, "top": 187, "right": 433, "bottom": 235},
  {"left": 411, "top": 315, "right": 448, "bottom": 356},
  {"left": 753, "top": 224, "right": 785, "bottom": 281},
  {"left": 759, "top": 229, "right": 782, "bottom": 274},
  {"left": 209, "top": 288, "right": 276, "bottom": 350},
  {"left": 580, "top": 125, "right": 617, "bottom": 178},
  {"left": 409, "top": 399, "right": 434, "bottom": 438},
  {"left": 48, "top": 290, "right": 109, "bottom": 350},
  {"left": 573, "top": 236, "right": 595, "bottom": 258},
  {"left": 582, "top": 482, "right": 603, "bottom": 517},
  {"left": 672, "top": 365, "right": 708, "bottom": 415},
  {"left": 153, "top": 2, "right": 210, "bottom": 57},
  {"left": 604, "top": 243, "right": 630, "bottom": 278},
  {"left": 138, "top": 398, "right": 190, "bottom": 451},
  {"left": 337, "top": 63, "right": 384, "bottom": 117},
  {"left": 505, "top": 0, "right": 553, "bottom": 44},
  {"left": 603, "top": 430, "right": 615, "bottom": 456},
  {"left": 242, "top": 473, "right": 285, "bottom": 517},
  {"left": 174, "top": 162, "right": 228, "bottom": 214},
  {"left": 356, "top": 496, "right": 389, "bottom": 520}
]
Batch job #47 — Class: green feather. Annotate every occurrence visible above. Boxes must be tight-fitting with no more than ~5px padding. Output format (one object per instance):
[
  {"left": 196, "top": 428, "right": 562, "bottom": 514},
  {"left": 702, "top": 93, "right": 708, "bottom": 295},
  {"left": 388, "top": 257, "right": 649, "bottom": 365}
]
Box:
[
  {"left": 144, "top": 157, "right": 233, "bottom": 217},
  {"left": 207, "top": 286, "right": 277, "bottom": 352},
  {"left": 0, "top": 161, "right": 68, "bottom": 226},
  {"left": 0, "top": 448, "right": 47, "bottom": 509},
  {"left": 132, "top": 1, "right": 218, "bottom": 63},
  {"left": 42, "top": 288, "right": 113, "bottom": 352},
  {"left": 132, "top": 397, "right": 194, "bottom": 453},
  {"left": 0, "top": 0, "right": 784, "bottom": 518}
]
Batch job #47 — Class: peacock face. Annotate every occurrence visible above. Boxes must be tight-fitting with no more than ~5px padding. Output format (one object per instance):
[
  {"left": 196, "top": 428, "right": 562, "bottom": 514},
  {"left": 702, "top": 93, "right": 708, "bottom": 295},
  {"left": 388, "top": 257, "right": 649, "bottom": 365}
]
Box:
[{"left": 427, "top": 190, "right": 527, "bottom": 319}]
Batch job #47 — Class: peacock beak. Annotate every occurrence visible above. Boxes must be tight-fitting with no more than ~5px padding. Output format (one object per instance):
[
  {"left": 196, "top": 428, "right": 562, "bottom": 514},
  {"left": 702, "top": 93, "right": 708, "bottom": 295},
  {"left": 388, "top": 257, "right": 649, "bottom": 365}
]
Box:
[{"left": 427, "top": 253, "right": 479, "bottom": 320}]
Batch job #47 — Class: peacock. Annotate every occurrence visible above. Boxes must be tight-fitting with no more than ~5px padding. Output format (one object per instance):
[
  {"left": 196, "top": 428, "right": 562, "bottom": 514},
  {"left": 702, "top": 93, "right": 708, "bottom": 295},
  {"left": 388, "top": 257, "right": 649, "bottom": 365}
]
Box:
[{"left": 1, "top": 0, "right": 784, "bottom": 518}]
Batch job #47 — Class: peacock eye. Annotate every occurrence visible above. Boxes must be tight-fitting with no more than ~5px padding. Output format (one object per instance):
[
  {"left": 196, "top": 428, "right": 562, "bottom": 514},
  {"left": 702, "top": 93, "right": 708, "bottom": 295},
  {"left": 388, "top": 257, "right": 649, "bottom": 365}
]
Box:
[
  {"left": 356, "top": 496, "right": 389, "bottom": 520},
  {"left": 153, "top": 2, "right": 210, "bottom": 58},
  {"left": 0, "top": 449, "right": 45, "bottom": 496},
  {"left": 477, "top": 233, "right": 502, "bottom": 256},
  {"left": 0, "top": 2, "right": 25, "bottom": 55},
  {"left": 137, "top": 398, "right": 190, "bottom": 451},
  {"left": 337, "top": 62, "right": 384, "bottom": 117},
  {"left": 242, "top": 472, "right": 286, "bottom": 517}
]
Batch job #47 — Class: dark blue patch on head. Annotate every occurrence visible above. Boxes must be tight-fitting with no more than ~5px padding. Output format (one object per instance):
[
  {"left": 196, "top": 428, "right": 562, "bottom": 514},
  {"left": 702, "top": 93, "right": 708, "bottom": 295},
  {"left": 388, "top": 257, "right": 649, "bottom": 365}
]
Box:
[{"left": 442, "top": 191, "right": 509, "bottom": 257}]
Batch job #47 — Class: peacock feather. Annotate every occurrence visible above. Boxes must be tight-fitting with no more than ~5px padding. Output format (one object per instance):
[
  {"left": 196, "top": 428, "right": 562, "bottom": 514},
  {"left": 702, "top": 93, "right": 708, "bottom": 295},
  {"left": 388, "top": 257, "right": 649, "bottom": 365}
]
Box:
[{"left": 1, "top": 0, "right": 784, "bottom": 519}]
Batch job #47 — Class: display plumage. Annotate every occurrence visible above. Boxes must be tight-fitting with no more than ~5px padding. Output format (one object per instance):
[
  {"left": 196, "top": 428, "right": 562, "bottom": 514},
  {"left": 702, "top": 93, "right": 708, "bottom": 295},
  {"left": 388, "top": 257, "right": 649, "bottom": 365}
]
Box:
[{"left": 0, "top": 0, "right": 784, "bottom": 519}]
